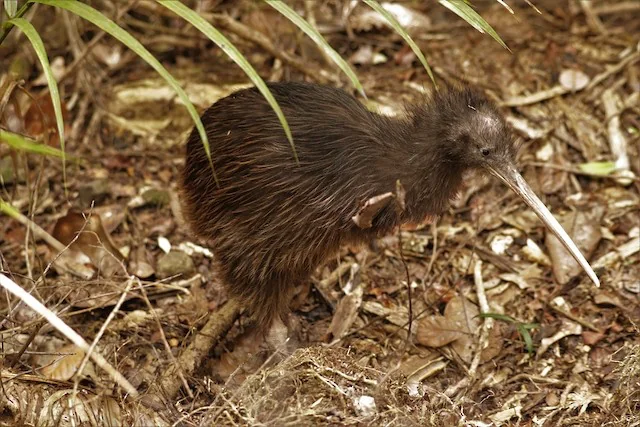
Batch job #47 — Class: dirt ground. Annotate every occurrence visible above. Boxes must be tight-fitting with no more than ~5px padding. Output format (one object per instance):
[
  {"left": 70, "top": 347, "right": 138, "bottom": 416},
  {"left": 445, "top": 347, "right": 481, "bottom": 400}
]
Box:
[{"left": 1, "top": 0, "right": 639, "bottom": 425}]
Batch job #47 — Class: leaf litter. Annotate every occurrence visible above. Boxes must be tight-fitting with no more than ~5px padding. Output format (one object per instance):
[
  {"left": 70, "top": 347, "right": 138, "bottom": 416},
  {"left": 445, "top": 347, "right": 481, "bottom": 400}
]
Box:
[{"left": 0, "top": 1, "right": 639, "bottom": 425}]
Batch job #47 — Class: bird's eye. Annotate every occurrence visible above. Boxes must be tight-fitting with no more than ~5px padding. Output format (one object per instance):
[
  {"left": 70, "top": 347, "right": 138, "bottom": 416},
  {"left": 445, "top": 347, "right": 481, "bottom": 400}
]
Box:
[{"left": 481, "top": 148, "right": 490, "bottom": 156}]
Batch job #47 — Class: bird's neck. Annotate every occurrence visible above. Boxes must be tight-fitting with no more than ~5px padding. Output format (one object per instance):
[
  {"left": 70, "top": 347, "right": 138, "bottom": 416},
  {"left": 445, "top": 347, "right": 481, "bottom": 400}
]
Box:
[
  {"left": 403, "top": 159, "right": 463, "bottom": 222},
  {"left": 379, "top": 117, "right": 465, "bottom": 224}
]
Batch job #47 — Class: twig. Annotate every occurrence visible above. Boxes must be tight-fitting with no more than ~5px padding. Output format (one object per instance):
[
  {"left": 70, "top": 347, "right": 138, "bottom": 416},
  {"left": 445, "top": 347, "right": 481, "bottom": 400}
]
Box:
[
  {"left": 500, "top": 50, "right": 640, "bottom": 107},
  {"left": 500, "top": 85, "right": 569, "bottom": 107},
  {"left": 397, "top": 220, "right": 413, "bottom": 343},
  {"left": 394, "top": 180, "right": 413, "bottom": 346},
  {"left": 71, "top": 275, "right": 135, "bottom": 400},
  {"left": 580, "top": 0, "right": 608, "bottom": 34},
  {"left": 0, "top": 273, "right": 139, "bottom": 397},
  {"left": 602, "top": 88, "right": 634, "bottom": 185},
  {"left": 545, "top": 301, "right": 601, "bottom": 333},
  {"left": 586, "top": 51, "right": 639, "bottom": 91},
  {"left": 469, "top": 257, "right": 492, "bottom": 377},
  {"left": 311, "top": 261, "right": 352, "bottom": 311},
  {"left": 58, "top": 0, "right": 139, "bottom": 85},
  {"left": 3, "top": 204, "right": 66, "bottom": 252},
  {"left": 592, "top": 1, "right": 640, "bottom": 16},
  {"left": 593, "top": 237, "right": 640, "bottom": 270},
  {"left": 6, "top": 320, "right": 44, "bottom": 368},
  {"left": 137, "top": 276, "right": 194, "bottom": 399},
  {"left": 151, "top": 298, "right": 241, "bottom": 402}
]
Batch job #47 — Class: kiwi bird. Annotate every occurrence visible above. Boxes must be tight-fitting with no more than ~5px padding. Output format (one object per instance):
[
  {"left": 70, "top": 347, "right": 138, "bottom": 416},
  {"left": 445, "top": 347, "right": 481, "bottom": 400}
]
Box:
[{"left": 180, "top": 82, "right": 599, "bottom": 332}]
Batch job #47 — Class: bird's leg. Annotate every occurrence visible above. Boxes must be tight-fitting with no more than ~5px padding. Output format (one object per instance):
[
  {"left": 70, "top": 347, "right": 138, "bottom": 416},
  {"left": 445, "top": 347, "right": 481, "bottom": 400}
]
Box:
[{"left": 264, "top": 315, "right": 290, "bottom": 353}]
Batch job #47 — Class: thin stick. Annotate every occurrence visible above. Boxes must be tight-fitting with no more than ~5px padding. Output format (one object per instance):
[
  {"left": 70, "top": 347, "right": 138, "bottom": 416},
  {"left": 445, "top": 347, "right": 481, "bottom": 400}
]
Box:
[
  {"left": 152, "top": 298, "right": 241, "bottom": 401},
  {"left": 469, "top": 257, "right": 492, "bottom": 377},
  {"left": 137, "top": 277, "right": 194, "bottom": 399},
  {"left": 0, "top": 273, "right": 138, "bottom": 397},
  {"left": 71, "top": 276, "right": 135, "bottom": 401},
  {"left": 397, "top": 228, "right": 413, "bottom": 345}
]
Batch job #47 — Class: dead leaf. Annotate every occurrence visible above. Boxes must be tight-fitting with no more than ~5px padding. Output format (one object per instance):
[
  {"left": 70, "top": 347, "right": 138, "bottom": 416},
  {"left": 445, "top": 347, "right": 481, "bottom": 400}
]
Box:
[
  {"left": 361, "top": 301, "right": 408, "bottom": 327},
  {"left": 593, "top": 290, "right": 625, "bottom": 309},
  {"left": 214, "top": 330, "right": 267, "bottom": 384},
  {"left": 545, "top": 207, "right": 604, "bottom": 284},
  {"left": 39, "top": 344, "right": 95, "bottom": 381},
  {"left": 327, "top": 286, "right": 362, "bottom": 342},
  {"left": 23, "top": 93, "right": 70, "bottom": 147},
  {"left": 538, "top": 154, "right": 567, "bottom": 195},
  {"left": 416, "top": 296, "right": 503, "bottom": 363},
  {"left": 52, "top": 210, "right": 124, "bottom": 280},
  {"left": 582, "top": 330, "right": 606, "bottom": 346},
  {"left": 446, "top": 297, "right": 480, "bottom": 363},
  {"left": 416, "top": 315, "right": 465, "bottom": 348}
]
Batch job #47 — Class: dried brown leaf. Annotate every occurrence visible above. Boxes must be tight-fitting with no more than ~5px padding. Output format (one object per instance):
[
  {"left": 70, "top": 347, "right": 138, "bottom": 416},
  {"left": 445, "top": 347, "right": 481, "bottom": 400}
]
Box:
[
  {"left": 416, "top": 315, "right": 464, "bottom": 348},
  {"left": 52, "top": 210, "right": 124, "bottom": 278},
  {"left": 39, "top": 344, "right": 94, "bottom": 381},
  {"left": 327, "top": 286, "right": 363, "bottom": 341},
  {"left": 545, "top": 207, "right": 603, "bottom": 284}
]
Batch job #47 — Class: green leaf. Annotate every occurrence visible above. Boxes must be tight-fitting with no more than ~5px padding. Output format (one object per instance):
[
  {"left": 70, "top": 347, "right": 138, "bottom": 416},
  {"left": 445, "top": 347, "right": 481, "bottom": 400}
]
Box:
[
  {"left": 478, "top": 312, "right": 516, "bottom": 323},
  {"left": 439, "top": 0, "right": 509, "bottom": 51},
  {"left": 519, "top": 322, "right": 540, "bottom": 331},
  {"left": 0, "top": 198, "right": 21, "bottom": 219},
  {"left": 8, "top": 16, "right": 66, "bottom": 178},
  {"left": 266, "top": 0, "right": 365, "bottom": 98},
  {"left": 517, "top": 324, "right": 535, "bottom": 354},
  {"left": 1, "top": 129, "right": 68, "bottom": 158},
  {"left": 578, "top": 161, "right": 617, "bottom": 176},
  {"left": 4, "top": 0, "right": 17, "bottom": 17},
  {"left": 157, "top": 0, "right": 297, "bottom": 163},
  {"left": 362, "top": 0, "right": 435, "bottom": 86},
  {"left": 480, "top": 312, "right": 538, "bottom": 354},
  {"left": 33, "top": 0, "right": 219, "bottom": 184}
]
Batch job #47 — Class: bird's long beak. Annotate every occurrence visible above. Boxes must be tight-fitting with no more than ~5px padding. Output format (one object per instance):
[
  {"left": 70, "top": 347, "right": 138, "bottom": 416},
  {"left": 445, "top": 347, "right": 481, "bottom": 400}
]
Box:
[{"left": 486, "top": 162, "right": 600, "bottom": 287}]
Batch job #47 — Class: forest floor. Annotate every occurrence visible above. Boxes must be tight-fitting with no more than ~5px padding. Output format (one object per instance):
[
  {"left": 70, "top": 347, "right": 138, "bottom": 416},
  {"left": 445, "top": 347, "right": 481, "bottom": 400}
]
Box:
[{"left": 1, "top": 1, "right": 638, "bottom": 425}]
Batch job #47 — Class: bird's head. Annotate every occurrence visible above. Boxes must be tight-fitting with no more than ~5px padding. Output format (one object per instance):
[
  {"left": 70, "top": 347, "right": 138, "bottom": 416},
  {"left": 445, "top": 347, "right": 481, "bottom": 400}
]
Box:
[{"left": 410, "top": 86, "right": 600, "bottom": 288}]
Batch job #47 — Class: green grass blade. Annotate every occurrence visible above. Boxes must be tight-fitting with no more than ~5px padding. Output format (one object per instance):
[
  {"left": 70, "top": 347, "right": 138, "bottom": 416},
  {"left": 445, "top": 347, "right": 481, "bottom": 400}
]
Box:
[
  {"left": 33, "top": 0, "right": 219, "bottom": 184},
  {"left": 519, "top": 322, "right": 540, "bottom": 330},
  {"left": 0, "top": 199, "right": 20, "bottom": 219},
  {"left": 480, "top": 312, "right": 538, "bottom": 354},
  {"left": 478, "top": 312, "right": 516, "bottom": 323},
  {"left": 266, "top": 0, "right": 365, "bottom": 98},
  {"left": 1, "top": 129, "right": 67, "bottom": 158},
  {"left": 362, "top": 0, "right": 436, "bottom": 86},
  {"left": 439, "top": 0, "right": 509, "bottom": 51},
  {"left": 8, "top": 16, "right": 67, "bottom": 180},
  {"left": 578, "top": 161, "right": 617, "bottom": 176},
  {"left": 517, "top": 324, "right": 535, "bottom": 354},
  {"left": 4, "top": 0, "right": 18, "bottom": 17},
  {"left": 157, "top": 1, "right": 298, "bottom": 163}
]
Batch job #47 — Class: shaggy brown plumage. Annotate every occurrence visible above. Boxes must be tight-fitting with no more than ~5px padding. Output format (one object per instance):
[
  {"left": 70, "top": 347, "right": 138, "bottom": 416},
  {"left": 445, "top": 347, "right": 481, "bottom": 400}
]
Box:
[{"left": 180, "top": 82, "right": 515, "bottom": 330}]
